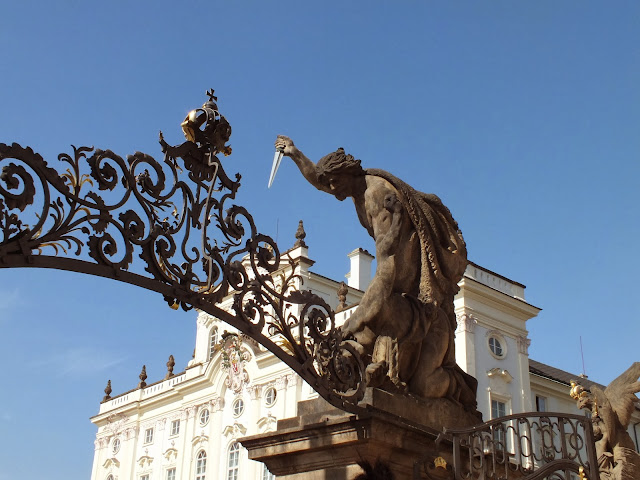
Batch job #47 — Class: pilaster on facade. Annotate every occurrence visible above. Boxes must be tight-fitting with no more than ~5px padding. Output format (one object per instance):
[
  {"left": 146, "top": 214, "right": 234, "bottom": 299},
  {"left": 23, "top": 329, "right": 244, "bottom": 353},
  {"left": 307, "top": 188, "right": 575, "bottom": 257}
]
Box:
[
  {"left": 454, "top": 311, "right": 477, "bottom": 378},
  {"left": 516, "top": 335, "right": 531, "bottom": 355},
  {"left": 247, "top": 384, "right": 262, "bottom": 400},
  {"left": 456, "top": 312, "right": 477, "bottom": 334}
]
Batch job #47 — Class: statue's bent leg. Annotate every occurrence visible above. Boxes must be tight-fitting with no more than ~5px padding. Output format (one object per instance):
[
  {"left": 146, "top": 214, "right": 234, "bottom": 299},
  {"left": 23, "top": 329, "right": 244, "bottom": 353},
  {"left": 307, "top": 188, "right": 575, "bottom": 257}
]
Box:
[
  {"left": 407, "top": 309, "right": 451, "bottom": 398},
  {"left": 357, "top": 294, "right": 417, "bottom": 390}
]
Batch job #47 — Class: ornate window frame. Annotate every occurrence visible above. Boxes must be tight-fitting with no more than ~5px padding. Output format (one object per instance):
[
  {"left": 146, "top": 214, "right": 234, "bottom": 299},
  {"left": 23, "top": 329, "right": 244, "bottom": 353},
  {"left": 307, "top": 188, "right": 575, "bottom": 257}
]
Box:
[
  {"left": 199, "top": 408, "right": 210, "bottom": 426},
  {"left": 226, "top": 442, "right": 240, "bottom": 480},
  {"left": 486, "top": 330, "right": 507, "bottom": 360},
  {"left": 195, "top": 450, "right": 206, "bottom": 480},
  {"left": 232, "top": 398, "right": 245, "bottom": 417},
  {"left": 264, "top": 387, "right": 277, "bottom": 407}
]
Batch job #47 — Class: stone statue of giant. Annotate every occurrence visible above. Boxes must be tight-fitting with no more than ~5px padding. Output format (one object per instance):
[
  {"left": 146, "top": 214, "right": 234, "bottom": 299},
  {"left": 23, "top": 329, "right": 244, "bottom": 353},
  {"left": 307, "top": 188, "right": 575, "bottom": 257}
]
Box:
[{"left": 275, "top": 136, "right": 478, "bottom": 413}]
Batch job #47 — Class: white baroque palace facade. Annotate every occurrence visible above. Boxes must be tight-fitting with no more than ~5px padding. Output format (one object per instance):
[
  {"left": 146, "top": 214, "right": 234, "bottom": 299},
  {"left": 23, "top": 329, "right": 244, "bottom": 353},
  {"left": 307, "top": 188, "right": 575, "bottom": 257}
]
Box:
[{"left": 90, "top": 241, "right": 640, "bottom": 480}]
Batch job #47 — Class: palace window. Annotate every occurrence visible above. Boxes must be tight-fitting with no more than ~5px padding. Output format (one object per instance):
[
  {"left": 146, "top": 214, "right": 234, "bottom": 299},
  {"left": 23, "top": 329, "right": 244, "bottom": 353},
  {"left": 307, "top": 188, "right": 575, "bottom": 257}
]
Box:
[
  {"left": 111, "top": 437, "right": 120, "bottom": 454},
  {"left": 199, "top": 408, "right": 210, "bottom": 426},
  {"left": 232, "top": 398, "right": 245, "bottom": 417},
  {"left": 489, "top": 337, "right": 504, "bottom": 357},
  {"left": 227, "top": 442, "right": 240, "bottom": 480},
  {"left": 208, "top": 328, "right": 219, "bottom": 360},
  {"left": 535, "top": 395, "right": 547, "bottom": 412},
  {"left": 491, "top": 399, "right": 506, "bottom": 419},
  {"left": 264, "top": 387, "right": 277, "bottom": 407},
  {"left": 140, "top": 475, "right": 149, "bottom": 480},
  {"left": 170, "top": 419, "right": 180, "bottom": 436},
  {"left": 195, "top": 450, "right": 206, "bottom": 480},
  {"left": 144, "top": 428, "right": 154, "bottom": 444},
  {"left": 166, "top": 467, "right": 176, "bottom": 480},
  {"left": 491, "top": 399, "right": 509, "bottom": 450}
]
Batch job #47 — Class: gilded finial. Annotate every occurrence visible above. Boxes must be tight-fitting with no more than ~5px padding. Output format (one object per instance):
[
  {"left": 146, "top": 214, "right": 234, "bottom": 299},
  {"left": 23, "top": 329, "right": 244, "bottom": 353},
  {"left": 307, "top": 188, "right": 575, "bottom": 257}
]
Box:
[
  {"left": 165, "top": 355, "right": 175, "bottom": 380},
  {"left": 138, "top": 365, "right": 147, "bottom": 388},
  {"left": 103, "top": 379, "right": 112, "bottom": 402},
  {"left": 294, "top": 220, "right": 307, "bottom": 248},
  {"left": 570, "top": 380, "right": 587, "bottom": 400}
]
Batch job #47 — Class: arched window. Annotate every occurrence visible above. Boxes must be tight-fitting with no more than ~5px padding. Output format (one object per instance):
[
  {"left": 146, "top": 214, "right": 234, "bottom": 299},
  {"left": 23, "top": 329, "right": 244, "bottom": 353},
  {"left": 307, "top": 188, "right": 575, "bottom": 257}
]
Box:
[
  {"left": 208, "top": 328, "right": 219, "bottom": 361},
  {"left": 227, "top": 442, "right": 240, "bottom": 480},
  {"left": 195, "top": 450, "right": 206, "bottom": 480}
]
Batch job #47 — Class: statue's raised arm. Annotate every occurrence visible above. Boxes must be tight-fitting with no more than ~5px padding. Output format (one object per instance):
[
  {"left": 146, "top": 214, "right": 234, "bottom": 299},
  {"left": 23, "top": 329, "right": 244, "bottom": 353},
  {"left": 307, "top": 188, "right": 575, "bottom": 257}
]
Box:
[
  {"left": 274, "top": 136, "right": 478, "bottom": 416},
  {"left": 274, "top": 136, "right": 329, "bottom": 194}
]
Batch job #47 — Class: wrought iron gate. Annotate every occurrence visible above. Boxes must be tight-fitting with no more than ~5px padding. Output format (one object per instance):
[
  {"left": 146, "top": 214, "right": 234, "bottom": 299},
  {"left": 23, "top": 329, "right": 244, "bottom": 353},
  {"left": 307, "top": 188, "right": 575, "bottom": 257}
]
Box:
[{"left": 415, "top": 412, "right": 599, "bottom": 479}]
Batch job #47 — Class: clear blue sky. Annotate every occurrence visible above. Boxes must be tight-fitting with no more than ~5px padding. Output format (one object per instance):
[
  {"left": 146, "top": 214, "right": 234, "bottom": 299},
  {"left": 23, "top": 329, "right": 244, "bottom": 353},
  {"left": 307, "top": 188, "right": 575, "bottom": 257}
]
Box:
[{"left": 1, "top": 2, "right": 638, "bottom": 479}]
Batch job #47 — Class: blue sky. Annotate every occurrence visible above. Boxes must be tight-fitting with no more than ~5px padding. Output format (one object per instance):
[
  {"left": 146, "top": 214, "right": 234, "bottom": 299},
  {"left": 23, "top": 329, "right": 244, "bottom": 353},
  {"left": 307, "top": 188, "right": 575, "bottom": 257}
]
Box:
[{"left": 1, "top": 2, "right": 639, "bottom": 479}]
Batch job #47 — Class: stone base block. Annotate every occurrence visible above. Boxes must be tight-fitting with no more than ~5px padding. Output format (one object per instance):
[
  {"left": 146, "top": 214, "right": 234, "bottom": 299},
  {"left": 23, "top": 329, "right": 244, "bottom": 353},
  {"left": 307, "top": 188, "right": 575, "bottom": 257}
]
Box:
[{"left": 240, "top": 388, "right": 482, "bottom": 479}]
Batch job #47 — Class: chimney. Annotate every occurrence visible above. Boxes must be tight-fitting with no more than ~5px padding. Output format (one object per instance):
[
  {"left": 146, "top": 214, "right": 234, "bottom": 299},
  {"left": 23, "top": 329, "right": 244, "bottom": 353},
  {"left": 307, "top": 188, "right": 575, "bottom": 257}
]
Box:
[{"left": 345, "top": 248, "right": 374, "bottom": 291}]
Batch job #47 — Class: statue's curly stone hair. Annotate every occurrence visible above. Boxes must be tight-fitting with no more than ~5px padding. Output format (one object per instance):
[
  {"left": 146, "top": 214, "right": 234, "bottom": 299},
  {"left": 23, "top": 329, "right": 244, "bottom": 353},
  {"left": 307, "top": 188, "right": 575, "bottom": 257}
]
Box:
[{"left": 316, "top": 148, "right": 364, "bottom": 183}]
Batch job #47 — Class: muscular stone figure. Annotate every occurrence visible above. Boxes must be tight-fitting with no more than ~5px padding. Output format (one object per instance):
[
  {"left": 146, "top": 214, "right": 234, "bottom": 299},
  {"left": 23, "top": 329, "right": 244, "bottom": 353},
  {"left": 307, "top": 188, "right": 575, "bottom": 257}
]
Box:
[
  {"left": 571, "top": 363, "right": 640, "bottom": 479},
  {"left": 275, "top": 136, "right": 477, "bottom": 411}
]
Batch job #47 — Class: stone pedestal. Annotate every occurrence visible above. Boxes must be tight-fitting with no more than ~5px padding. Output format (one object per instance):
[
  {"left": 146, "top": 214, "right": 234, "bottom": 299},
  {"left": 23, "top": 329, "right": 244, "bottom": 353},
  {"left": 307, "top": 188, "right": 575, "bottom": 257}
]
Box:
[{"left": 240, "top": 388, "right": 482, "bottom": 479}]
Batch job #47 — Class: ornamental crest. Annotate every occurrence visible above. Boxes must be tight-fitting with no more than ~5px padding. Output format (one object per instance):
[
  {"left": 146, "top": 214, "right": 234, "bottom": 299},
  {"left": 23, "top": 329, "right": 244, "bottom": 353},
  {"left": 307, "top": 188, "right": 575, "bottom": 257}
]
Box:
[{"left": 220, "top": 333, "right": 250, "bottom": 393}]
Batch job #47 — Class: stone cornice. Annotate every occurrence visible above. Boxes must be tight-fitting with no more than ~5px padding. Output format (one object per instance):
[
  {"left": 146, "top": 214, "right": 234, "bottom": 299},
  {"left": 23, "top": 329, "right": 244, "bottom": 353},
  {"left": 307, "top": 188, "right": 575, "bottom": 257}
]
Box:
[{"left": 457, "top": 277, "right": 541, "bottom": 320}]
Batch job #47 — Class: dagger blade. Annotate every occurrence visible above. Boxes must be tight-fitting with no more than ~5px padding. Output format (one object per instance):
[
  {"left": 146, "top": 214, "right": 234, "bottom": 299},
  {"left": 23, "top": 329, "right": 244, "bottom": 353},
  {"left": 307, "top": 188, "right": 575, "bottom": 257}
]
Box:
[{"left": 268, "top": 150, "right": 284, "bottom": 188}]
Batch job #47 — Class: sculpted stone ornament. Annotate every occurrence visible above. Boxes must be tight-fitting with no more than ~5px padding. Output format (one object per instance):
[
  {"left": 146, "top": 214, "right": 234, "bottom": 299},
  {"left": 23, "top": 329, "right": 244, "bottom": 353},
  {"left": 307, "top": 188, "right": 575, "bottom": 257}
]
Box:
[
  {"left": 220, "top": 333, "right": 251, "bottom": 394},
  {"left": 274, "top": 136, "right": 478, "bottom": 413},
  {"left": 570, "top": 362, "right": 640, "bottom": 480}
]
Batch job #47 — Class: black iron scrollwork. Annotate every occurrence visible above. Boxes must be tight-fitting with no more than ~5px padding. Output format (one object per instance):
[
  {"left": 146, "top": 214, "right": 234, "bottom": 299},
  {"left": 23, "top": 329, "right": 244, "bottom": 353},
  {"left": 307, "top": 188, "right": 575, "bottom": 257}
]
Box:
[
  {"left": 0, "top": 90, "right": 366, "bottom": 413},
  {"left": 439, "top": 412, "right": 599, "bottom": 480}
]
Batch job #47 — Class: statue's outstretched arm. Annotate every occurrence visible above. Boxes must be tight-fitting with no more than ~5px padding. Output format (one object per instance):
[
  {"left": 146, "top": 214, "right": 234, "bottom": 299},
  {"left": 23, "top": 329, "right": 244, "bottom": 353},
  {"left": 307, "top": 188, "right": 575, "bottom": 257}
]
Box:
[{"left": 275, "top": 135, "right": 330, "bottom": 193}]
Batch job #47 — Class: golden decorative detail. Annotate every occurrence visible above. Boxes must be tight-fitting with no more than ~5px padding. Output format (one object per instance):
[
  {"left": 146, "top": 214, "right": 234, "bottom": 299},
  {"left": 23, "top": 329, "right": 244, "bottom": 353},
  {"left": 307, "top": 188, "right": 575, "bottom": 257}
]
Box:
[
  {"left": 434, "top": 456, "right": 447, "bottom": 469},
  {"left": 570, "top": 380, "right": 588, "bottom": 400},
  {"left": 578, "top": 465, "right": 586, "bottom": 479},
  {"left": 181, "top": 110, "right": 198, "bottom": 143}
]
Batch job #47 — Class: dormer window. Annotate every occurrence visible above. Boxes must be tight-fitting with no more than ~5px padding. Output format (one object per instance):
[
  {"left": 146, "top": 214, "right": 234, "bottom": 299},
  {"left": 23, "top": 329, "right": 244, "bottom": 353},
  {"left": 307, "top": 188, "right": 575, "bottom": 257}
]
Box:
[{"left": 209, "top": 327, "right": 219, "bottom": 361}]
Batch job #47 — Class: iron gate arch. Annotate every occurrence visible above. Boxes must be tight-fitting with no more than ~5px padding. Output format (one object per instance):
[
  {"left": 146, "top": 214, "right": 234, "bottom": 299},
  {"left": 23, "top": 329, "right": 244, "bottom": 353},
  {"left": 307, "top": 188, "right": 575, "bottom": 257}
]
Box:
[{"left": 0, "top": 90, "right": 367, "bottom": 414}]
